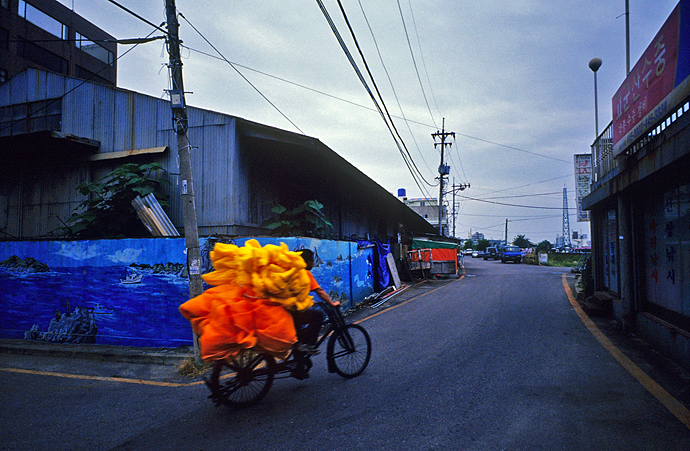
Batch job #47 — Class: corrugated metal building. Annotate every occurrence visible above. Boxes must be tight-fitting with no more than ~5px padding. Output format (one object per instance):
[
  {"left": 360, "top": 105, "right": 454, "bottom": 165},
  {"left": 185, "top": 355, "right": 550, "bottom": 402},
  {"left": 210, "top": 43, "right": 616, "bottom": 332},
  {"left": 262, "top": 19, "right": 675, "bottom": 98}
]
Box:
[{"left": 0, "top": 68, "right": 436, "bottom": 241}]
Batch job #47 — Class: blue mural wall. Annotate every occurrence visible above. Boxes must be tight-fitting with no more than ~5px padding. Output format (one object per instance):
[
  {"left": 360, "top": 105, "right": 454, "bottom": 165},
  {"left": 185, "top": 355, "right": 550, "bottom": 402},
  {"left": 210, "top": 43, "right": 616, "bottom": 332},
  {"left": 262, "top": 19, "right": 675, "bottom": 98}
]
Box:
[{"left": 0, "top": 237, "right": 375, "bottom": 347}]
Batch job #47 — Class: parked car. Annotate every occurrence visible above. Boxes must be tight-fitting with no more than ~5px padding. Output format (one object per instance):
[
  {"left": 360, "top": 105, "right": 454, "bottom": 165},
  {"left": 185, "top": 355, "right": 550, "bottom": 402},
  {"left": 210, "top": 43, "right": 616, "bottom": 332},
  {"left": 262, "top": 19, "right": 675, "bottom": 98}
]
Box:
[
  {"left": 483, "top": 247, "right": 498, "bottom": 260},
  {"left": 500, "top": 245, "right": 522, "bottom": 263}
]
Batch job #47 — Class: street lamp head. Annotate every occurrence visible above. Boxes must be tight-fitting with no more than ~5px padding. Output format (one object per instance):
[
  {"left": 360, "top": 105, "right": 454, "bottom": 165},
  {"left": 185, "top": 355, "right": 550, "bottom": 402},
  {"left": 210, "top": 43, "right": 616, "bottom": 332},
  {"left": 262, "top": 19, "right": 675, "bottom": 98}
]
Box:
[{"left": 589, "top": 58, "right": 602, "bottom": 72}]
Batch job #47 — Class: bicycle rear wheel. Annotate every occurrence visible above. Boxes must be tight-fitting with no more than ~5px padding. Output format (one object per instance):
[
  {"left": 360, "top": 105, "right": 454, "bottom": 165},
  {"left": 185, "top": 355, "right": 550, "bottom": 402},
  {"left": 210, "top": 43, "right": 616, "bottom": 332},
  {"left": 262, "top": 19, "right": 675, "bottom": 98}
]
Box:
[
  {"left": 327, "top": 324, "right": 371, "bottom": 378},
  {"left": 208, "top": 351, "right": 275, "bottom": 408}
]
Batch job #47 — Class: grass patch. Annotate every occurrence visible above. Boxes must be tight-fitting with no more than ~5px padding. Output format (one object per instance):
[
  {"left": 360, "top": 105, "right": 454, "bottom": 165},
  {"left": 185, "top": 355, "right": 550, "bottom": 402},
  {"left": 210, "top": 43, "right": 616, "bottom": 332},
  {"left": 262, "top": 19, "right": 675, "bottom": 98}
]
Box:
[
  {"left": 177, "top": 357, "right": 213, "bottom": 378},
  {"left": 544, "top": 253, "right": 582, "bottom": 268}
]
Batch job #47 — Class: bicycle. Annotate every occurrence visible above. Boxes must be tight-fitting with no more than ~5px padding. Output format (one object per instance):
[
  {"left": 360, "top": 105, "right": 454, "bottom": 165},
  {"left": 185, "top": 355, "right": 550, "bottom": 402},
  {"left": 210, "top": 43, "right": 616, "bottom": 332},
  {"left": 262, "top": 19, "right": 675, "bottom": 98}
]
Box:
[{"left": 204, "top": 302, "right": 371, "bottom": 408}]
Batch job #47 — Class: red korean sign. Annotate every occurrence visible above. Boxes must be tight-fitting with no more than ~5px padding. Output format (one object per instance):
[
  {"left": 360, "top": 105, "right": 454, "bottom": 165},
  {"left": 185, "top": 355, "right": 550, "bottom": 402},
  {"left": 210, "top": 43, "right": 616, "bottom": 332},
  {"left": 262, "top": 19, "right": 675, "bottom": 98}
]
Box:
[{"left": 612, "top": 2, "right": 688, "bottom": 155}]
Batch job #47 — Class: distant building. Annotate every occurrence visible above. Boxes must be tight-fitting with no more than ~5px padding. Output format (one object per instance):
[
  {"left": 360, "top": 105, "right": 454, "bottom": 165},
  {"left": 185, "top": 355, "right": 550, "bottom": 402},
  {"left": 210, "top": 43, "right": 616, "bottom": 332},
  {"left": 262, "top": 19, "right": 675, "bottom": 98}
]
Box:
[
  {"left": 397, "top": 191, "right": 448, "bottom": 236},
  {"left": 471, "top": 232, "right": 484, "bottom": 242},
  {"left": 0, "top": 0, "right": 117, "bottom": 85}
]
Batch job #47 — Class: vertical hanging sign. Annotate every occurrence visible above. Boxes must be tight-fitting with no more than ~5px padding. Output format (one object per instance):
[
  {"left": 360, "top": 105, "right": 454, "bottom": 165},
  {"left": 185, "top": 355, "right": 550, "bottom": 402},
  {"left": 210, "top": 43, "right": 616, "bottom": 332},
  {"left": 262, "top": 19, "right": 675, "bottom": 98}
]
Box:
[{"left": 574, "top": 154, "right": 591, "bottom": 222}]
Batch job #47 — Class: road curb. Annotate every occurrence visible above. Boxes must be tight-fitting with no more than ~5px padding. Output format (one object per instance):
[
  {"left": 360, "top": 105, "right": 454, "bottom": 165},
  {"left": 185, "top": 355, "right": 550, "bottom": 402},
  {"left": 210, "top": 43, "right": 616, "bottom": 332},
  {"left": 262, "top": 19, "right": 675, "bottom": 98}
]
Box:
[{"left": 0, "top": 339, "right": 194, "bottom": 366}]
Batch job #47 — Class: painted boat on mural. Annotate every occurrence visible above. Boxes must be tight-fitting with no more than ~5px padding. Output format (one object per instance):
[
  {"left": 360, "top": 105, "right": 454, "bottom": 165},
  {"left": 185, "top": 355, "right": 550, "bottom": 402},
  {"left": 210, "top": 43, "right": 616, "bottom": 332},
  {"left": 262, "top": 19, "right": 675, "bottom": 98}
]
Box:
[
  {"left": 120, "top": 268, "right": 143, "bottom": 284},
  {"left": 91, "top": 302, "right": 114, "bottom": 314}
]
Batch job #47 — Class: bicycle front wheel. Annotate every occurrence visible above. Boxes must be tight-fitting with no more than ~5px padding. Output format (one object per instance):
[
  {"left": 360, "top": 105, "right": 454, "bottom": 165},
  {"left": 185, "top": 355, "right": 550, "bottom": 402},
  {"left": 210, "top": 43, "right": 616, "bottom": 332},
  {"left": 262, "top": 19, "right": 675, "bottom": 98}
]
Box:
[
  {"left": 327, "top": 324, "right": 371, "bottom": 378},
  {"left": 209, "top": 351, "right": 275, "bottom": 408}
]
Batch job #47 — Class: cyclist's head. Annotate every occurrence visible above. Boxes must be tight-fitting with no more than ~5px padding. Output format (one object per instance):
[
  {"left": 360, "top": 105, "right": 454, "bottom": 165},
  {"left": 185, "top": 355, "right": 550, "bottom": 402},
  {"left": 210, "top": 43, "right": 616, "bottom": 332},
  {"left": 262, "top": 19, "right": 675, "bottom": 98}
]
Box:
[{"left": 300, "top": 249, "right": 314, "bottom": 269}]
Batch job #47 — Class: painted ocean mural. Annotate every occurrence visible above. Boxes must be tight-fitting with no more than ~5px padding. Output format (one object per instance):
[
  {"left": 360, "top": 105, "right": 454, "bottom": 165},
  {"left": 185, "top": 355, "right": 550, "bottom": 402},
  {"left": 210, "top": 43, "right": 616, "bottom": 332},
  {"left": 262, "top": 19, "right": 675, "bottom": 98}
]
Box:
[{"left": 0, "top": 237, "right": 375, "bottom": 347}]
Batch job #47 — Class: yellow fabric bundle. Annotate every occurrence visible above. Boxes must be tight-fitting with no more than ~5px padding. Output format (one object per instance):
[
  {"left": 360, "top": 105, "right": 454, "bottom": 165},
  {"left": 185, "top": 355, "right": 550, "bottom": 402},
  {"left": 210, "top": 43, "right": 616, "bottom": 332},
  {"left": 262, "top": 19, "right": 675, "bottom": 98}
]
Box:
[{"left": 202, "top": 239, "right": 314, "bottom": 311}]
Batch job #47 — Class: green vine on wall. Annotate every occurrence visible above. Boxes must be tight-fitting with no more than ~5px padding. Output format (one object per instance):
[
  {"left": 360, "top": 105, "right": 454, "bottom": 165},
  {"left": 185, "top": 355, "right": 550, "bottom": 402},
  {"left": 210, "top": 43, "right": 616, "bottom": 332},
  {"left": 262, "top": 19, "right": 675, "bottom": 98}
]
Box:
[
  {"left": 54, "top": 163, "right": 171, "bottom": 239},
  {"left": 260, "top": 200, "right": 333, "bottom": 238}
]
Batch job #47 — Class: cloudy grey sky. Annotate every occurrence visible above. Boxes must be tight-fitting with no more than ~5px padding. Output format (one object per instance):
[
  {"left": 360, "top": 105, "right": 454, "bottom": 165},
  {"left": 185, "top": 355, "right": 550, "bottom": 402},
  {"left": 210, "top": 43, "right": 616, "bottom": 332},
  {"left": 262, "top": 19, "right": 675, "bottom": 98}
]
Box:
[{"left": 59, "top": 0, "right": 678, "bottom": 244}]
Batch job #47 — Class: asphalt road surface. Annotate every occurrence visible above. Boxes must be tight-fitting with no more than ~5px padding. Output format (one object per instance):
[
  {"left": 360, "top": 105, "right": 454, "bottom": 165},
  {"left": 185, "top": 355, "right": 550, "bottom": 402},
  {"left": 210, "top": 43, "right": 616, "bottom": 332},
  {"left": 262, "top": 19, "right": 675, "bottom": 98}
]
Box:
[{"left": 2, "top": 257, "right": 689, "bottom": 450}]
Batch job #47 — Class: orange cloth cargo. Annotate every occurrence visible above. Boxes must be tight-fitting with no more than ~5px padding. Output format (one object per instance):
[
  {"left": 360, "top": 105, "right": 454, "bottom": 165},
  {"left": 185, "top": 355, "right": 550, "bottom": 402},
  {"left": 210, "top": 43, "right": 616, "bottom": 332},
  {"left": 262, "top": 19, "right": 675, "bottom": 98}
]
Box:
[{"left": 179, "top": 240, "right": 314, "bottom": 361}]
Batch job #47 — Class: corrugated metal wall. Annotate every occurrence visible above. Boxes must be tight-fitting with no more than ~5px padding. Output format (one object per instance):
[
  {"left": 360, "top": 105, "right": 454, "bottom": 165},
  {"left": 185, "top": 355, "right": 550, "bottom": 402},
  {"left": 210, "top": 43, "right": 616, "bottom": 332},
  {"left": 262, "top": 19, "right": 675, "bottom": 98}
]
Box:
[
  {"left": 1, "top": 69, "right": 434, "bottom": 240},
  {"left": 1, "top": 69, "right": 249, "bottom": 237}
]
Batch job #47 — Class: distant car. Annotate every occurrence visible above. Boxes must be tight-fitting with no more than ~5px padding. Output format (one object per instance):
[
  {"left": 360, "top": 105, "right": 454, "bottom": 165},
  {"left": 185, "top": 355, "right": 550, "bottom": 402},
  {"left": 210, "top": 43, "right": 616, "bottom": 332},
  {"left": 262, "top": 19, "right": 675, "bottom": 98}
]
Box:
[
  {"left": 472, "top": 250, "right": 479, "bottom": 258},
  {"left": 464, "top": 249, "right": 473, "bottom": 255},
  {"left": 483, "top": 247, "right": 498, "bottom": 260},
  {"left": 500, "top": 245, "right": 522, "bottom": 263}
]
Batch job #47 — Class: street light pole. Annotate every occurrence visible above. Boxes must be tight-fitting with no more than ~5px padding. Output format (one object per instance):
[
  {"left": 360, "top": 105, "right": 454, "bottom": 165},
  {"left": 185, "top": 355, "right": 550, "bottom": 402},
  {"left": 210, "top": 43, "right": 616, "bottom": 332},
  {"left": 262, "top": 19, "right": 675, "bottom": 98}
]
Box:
[{"left": 589, "top": 58, "right": 602, "bottom": 138}]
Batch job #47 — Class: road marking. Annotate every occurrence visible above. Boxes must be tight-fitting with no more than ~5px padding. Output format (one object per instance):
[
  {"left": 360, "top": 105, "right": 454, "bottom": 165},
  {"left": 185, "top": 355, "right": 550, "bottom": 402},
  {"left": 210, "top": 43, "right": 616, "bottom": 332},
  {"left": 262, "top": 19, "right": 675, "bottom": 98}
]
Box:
[
  {"left": 0, "top": 367, "right": 205, "bottom": 387},
  {"left": 561, "top": 274, "right": 690, "bottom": 430}
]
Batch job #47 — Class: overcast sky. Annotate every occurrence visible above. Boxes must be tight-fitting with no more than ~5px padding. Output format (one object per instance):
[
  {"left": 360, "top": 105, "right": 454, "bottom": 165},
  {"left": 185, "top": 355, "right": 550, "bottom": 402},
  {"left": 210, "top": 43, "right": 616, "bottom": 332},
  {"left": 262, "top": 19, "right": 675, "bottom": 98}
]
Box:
[{"left": 58, "top": 0, "right": 678, "bottom": 244}]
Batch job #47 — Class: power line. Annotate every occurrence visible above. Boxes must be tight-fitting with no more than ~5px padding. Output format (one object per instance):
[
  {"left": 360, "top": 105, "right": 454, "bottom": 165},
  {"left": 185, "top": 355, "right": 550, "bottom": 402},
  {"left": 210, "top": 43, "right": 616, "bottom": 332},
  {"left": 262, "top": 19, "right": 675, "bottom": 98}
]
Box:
[
  {"left": 315, "top": 0, "right": 430, "bottom": 196},
  {"left": 178, "top": 13, "right": 304, "bottom": 134},
  {"left": 479, "top": 174, "right": 572, "bottom": 196},
  {"left": 98, "top": 1, "right": 569, "bottom": 171},
  {"left": 333, "top": 0, "right": 436, "bottom": 190},
  {"left": 481, "top": 191, "right": 561, "bottom": 200},
  {"left": 172, "top": 44, "right": 564, "bottom": 167},
  {"left": 396, "top": 0, "right": 437, "bottom": 129},
  {"left": 105, "top": 0, "right": 168, "bottom": 34},
  {"left": 406, "top": 0, "right": 442, "bottom": 120},
  {"left": 455, "top": 131, "right": 571, "bottom": 163},
  {"left": 354, "top": 0, "right": 435, "bottom": 193},
  {"left": 457, "top": 194, "right": 579, "bottom": 210}
]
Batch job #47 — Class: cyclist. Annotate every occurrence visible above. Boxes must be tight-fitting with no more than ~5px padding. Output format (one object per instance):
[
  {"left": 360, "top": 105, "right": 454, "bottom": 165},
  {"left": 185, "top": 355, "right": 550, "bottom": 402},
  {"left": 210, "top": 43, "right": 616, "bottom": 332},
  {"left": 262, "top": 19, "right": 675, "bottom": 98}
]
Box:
[{"left": 290, "top": 249, "right": 340, "bottom": 378}]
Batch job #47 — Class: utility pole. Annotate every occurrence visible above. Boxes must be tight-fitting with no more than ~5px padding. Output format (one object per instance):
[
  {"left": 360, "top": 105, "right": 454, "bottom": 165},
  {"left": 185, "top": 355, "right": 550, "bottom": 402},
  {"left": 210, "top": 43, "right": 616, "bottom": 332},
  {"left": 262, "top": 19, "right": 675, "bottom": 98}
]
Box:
[
  {"left": 165, "top": 0, "right": 204, "bottom": 355},
  {"left": 504, "top": 219, "right": 508, "bottom": 246},
  {"left": 432, "top": 118, "right": 454, "bottom": 236},
  {"left": 450, "top": 179, "right": 470, "bottom": 238}
]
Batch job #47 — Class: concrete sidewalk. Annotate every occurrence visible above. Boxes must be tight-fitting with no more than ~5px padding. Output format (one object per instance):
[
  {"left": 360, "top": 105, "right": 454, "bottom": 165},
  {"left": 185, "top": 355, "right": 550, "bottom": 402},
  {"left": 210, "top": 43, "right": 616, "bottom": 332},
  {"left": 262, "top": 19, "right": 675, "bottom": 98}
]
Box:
[{"left": 0, "top": 278, "right": 443, "bottom": 368}]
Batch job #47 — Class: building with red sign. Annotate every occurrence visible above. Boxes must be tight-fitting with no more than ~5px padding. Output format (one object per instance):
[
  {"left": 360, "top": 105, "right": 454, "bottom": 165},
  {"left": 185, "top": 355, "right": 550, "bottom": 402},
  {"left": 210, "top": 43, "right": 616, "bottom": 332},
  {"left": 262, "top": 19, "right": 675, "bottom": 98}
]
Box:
[{"left": 583, "top": 0, "right": 690, "bottom": 371}]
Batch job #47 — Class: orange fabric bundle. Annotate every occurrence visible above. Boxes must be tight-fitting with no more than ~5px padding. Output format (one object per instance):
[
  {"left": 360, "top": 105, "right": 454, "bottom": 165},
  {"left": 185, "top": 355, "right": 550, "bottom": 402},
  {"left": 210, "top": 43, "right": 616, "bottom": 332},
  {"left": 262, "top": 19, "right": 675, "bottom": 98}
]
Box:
[
  {"left": 179, "top": 240, "right": 313, "bottom": 361},
  {"left": 180, "top": 285, "right": 298, "bottom": 361}
]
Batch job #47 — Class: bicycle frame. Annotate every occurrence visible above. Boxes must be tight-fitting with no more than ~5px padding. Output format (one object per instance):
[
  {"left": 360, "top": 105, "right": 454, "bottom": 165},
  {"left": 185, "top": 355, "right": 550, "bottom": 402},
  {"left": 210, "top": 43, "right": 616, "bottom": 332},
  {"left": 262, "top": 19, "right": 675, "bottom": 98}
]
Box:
[{"left": 271, "top": 303, "right": 350, "bottom": 378}]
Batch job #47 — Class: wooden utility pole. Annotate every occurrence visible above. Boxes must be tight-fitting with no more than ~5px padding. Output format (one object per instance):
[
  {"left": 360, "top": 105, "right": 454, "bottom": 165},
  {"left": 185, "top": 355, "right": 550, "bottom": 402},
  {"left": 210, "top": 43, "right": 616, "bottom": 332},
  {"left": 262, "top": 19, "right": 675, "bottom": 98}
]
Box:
[
  {"left": 165, "top": 0, "right": 204, "bottom": 356},
  {"left": 505, "top": 219, "right": 508, "bottom": 246},
  {"left": 432, "top": 118, "right": 454, "bottom": 236}
]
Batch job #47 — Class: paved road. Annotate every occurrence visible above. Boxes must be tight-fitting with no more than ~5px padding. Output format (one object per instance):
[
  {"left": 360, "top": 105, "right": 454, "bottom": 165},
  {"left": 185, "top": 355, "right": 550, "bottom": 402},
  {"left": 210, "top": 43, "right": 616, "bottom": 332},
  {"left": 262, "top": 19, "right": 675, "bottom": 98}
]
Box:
[{"left": 1, "top": 258, "right": 689, "bottom": 450}]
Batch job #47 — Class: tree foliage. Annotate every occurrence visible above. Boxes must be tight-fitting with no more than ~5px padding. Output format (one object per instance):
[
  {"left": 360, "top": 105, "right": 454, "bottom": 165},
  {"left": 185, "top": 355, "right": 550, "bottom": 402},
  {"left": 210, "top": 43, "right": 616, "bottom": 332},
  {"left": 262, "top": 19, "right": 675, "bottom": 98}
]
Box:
[
  {"left": 512, "top": 234, "right": 533, "bottom": 248},
  {"left": 55, "top": 163, "right": 171, "bottom": 239},
  {"left": 476, "top": 239, "right": 491, "bottom": 251},
  {"left": 260, "top": 200, "right": 333, "bottom": 238},
  {"left": 463, "top": 240, "right": 474, "bottom": 250},
  {"left": 536, "top": 240, "right": 552, "bottom": 253}
]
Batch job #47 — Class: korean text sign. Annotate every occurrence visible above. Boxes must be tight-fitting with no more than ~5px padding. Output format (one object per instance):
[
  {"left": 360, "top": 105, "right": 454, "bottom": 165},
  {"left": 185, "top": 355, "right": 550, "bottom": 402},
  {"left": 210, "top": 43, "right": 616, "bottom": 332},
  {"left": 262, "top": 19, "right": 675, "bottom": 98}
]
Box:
[{"left": 612, "top": 1, "right": 690, "bottom": 155}]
